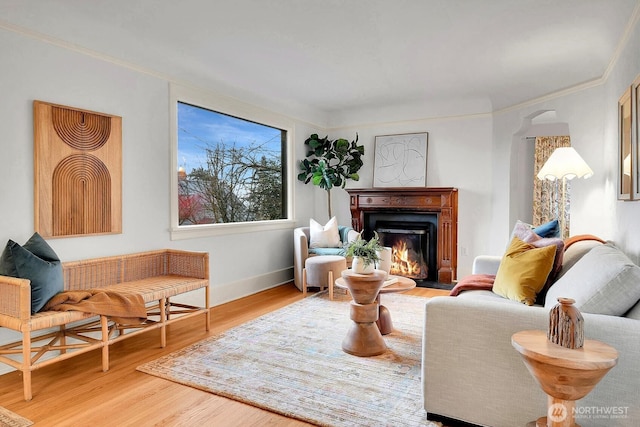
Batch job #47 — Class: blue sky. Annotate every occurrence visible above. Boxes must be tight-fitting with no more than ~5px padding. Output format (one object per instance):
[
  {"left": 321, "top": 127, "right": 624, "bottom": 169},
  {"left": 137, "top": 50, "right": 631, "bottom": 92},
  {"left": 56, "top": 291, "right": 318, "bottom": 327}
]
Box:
[{"left": 177, "top": 102, "right": 283, "bottom": 173}]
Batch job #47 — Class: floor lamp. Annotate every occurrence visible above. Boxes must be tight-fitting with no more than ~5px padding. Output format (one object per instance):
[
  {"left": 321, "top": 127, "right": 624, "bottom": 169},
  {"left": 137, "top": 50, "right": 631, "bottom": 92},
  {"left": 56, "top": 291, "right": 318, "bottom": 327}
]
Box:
[{"left": 537, "top": 147, "right": 594, "bottom": 239}]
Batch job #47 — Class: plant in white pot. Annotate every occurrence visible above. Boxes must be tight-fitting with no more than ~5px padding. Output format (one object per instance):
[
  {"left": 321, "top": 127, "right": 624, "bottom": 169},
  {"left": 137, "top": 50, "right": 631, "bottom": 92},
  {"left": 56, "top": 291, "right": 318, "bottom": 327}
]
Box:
[{"left": 342, "top": 232, "right": 383, "bottom": 274}]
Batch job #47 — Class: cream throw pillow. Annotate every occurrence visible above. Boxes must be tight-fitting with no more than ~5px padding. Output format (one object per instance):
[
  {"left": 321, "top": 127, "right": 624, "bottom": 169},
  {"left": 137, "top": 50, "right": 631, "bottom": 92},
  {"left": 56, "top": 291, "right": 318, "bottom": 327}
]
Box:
[
  {"left": 493, "top": 237, "right": 557, "bottom": 306},
  {"left": 309, "top": 217, "right": 341, "bottom": 248}
]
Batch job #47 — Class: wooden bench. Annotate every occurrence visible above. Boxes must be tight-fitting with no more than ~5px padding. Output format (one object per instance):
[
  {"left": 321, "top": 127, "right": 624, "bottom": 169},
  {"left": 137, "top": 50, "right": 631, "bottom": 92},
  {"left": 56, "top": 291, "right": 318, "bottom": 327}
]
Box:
[{"left": 0, "top": 249, "right": 210, "bottom": 400}]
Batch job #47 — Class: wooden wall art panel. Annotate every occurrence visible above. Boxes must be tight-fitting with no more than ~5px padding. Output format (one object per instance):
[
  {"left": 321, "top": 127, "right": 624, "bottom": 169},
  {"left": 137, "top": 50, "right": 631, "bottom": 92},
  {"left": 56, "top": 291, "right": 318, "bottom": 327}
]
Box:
[{"left": 34, "top": 101, "right": 122, "bottom": 238}]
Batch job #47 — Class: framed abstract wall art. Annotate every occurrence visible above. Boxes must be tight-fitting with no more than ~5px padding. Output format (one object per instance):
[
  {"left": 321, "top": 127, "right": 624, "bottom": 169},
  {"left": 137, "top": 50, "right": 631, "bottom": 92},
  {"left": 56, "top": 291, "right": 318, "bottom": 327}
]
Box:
[{"left": 373, "top": 132, "right": 428, "bottom": 187}]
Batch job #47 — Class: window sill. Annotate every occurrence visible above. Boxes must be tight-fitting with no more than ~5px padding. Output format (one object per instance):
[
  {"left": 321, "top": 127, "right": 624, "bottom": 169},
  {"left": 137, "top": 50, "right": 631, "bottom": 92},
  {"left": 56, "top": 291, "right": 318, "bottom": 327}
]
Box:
[{"left": 170, "top": 219, "right": 296, "bottom": 240}]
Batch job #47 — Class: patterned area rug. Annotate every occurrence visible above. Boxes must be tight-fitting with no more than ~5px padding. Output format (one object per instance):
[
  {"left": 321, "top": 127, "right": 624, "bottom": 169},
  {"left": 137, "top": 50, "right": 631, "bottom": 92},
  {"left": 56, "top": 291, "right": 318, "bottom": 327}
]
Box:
[
  {"left": 137, "top": 291, "right": 442, "bottom": 427},
  {"left": 0, "top": 407, "right": 32, "bottom": 427}
]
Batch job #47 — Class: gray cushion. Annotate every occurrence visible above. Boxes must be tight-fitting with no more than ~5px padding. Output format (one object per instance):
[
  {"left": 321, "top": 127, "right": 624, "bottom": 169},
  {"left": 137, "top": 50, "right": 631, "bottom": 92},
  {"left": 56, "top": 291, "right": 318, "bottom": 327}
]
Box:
[
  {"left": 625, "top": 300, "right": 640, "bottom": 320},
  {"left": 544, "top": 243, "right": 640, "bottom": 316},
  {"left": 0, "top": 233, "right": 63, "bottom": 313},
  {"left": 556, "top": 239, "right": 603, "bottom": 280}
]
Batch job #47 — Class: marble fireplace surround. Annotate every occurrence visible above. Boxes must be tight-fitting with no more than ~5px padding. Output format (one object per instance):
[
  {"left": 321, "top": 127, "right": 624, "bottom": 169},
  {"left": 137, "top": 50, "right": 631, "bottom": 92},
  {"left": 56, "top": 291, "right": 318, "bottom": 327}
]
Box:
[{"left": 346, "top": 187, "right": 458, "bottom": 284}]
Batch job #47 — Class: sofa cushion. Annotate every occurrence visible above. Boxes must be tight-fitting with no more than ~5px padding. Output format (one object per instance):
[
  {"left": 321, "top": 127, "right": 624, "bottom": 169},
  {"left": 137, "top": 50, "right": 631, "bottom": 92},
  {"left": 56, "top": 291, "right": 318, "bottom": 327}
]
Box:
[
  {"left": 493, "top": 237, "right": 557, "bottom": 306},
  {"left": 511, "top": 221, "right": 564, "bottom": 304},
  {"left": 0, "top": 232, "right": 64, "bottom": 313},
  {"left": 544, "top": 243, "right": 640, "bottom": 316},
  {"left": 625, "top": 300, "right": 640, "bottom": 320},
  {"left": 309, "top": 217, "right": 341, "bottom": 248},
  {"left": 556, "top": 236, "right": 604, "bottom": 280},
  {"left": 457, "top": 289, "right": 526, "bottom": 305}
]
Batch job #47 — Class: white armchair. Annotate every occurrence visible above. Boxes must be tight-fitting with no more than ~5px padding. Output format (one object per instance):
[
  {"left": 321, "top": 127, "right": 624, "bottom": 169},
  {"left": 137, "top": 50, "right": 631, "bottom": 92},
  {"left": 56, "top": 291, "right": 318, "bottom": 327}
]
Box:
[{"left": 293, "top": 225, "right": 358, "bottom": 291}]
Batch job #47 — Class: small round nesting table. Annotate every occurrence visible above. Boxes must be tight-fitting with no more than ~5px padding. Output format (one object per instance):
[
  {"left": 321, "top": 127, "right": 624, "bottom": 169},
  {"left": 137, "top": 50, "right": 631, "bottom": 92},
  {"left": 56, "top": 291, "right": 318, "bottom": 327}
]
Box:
[
  {"left": 375, "top": 275, "right": 416, "bottom": 334},
  {"left": 511, "top": 330, "right": 618, "bottom": 427}
]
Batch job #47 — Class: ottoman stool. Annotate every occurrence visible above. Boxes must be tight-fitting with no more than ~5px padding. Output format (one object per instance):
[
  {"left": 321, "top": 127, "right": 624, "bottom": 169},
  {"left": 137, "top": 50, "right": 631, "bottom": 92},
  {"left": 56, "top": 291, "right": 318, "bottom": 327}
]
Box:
[{"left": 302, "top": 255, "right": 347, "bottom": 300}]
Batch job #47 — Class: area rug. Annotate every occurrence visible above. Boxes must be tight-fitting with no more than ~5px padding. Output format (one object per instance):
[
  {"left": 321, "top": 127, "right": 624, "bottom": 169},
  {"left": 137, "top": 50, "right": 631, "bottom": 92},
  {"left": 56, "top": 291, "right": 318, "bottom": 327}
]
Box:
[
  {"left": 0, "top": 407, "right": 32, "bottom": 427},
  {"left": 137, "top": 291, "right": 442, "bottom": 427}
]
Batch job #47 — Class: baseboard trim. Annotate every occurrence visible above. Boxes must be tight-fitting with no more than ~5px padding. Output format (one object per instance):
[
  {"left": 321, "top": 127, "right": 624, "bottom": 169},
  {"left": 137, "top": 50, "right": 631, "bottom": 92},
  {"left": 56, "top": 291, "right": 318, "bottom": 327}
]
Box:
[{"left": 211, "top": 268, "right": 295, "bottom": 306}]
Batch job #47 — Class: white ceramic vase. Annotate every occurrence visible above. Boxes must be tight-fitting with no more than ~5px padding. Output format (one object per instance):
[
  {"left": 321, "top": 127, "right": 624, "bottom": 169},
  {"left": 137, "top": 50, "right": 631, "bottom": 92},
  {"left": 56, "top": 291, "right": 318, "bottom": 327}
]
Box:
[
  {"left": 376, "top": 247, "right": 392, "bottom": 278},
  {"left": 351, "top": 256, "right": 375, "bottom": 274}
]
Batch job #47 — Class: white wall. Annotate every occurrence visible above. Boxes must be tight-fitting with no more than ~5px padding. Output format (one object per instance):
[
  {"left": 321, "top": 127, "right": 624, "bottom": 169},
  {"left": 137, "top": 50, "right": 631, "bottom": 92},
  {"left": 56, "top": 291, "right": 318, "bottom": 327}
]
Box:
[
  {"left": 0, "top": 27, "right": 334, "bottom": 370},
  {"left": 328, "top": 112, "right": 495, "bottom": 278},
  {"left": 491, "top": 85, "right": 607, "bottom": 252},
  {"left": 604, "top": 14, "right": 640, "bottom": 260},
  {"left": 0, "top": 27, "right": 327, "bottom": 310},
  {"left": 491, "top": 13, "right": 640, "bottom": 262}
]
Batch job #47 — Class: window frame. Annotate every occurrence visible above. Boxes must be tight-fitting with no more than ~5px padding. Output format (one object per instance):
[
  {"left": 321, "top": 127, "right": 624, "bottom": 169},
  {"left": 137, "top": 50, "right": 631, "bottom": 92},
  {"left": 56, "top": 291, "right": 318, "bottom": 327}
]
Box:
[{"left": 169, "top": 83, "right": 295, "bottom": 240}]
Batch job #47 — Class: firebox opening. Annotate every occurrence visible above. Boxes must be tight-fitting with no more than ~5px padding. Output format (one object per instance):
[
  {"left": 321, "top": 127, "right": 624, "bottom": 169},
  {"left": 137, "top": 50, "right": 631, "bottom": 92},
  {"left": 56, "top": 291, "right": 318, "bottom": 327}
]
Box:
[
  {"left": 365, "top": 213, "right": 438, "bottom": 284},
  {"left": 377, "top": 225, "right": 430, "bottom": 280}
]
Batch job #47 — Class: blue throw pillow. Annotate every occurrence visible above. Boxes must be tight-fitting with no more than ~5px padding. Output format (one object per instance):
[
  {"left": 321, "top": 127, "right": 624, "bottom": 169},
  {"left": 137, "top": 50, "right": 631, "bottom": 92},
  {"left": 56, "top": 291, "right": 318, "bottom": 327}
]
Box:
[
  {"left": 533, "top": 219, "right": 560, "bottom": 238},
  {"left": 0, "top": 233, "right": 63, "bottom": 313}
]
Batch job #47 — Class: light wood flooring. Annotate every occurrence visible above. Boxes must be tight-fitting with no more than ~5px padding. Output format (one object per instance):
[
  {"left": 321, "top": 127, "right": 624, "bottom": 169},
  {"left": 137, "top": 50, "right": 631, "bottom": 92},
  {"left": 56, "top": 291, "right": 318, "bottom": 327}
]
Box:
[{"left": 0, "top": 283, "right": 449, "bottom": 426}]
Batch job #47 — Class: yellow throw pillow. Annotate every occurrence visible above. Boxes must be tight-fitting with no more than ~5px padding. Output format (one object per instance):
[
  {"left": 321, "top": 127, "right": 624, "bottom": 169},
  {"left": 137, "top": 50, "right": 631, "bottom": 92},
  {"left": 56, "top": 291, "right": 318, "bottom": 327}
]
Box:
[{"left": 493, "top": 237, "right": 557, "bottom": 305}]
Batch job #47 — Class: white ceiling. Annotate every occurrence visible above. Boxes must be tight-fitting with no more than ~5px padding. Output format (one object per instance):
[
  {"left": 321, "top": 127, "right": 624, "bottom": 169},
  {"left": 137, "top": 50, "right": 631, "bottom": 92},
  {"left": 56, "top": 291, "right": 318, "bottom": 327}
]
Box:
[{"left": 1, "top": 0, "right": 638, "bottom": 120}]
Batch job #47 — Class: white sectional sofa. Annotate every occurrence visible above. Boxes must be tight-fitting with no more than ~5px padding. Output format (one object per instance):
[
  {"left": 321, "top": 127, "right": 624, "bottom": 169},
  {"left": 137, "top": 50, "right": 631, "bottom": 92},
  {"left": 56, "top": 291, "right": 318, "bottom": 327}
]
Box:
[{"left": 422, "top": 240, "right": 640, "bottom": 427}]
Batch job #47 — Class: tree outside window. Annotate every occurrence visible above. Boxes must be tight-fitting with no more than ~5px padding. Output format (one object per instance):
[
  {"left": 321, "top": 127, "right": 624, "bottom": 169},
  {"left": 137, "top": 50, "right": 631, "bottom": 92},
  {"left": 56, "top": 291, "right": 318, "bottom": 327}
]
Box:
[{"left": 177, "top": 102, "right": 286, "bottom": 225}]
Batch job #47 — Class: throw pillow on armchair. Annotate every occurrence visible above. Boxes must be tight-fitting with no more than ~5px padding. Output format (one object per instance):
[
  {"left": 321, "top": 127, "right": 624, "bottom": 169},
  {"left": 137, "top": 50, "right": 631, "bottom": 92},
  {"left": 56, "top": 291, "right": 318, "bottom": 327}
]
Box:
[{"left": 309, "top": 217, "right": 341, "bottom": 248}]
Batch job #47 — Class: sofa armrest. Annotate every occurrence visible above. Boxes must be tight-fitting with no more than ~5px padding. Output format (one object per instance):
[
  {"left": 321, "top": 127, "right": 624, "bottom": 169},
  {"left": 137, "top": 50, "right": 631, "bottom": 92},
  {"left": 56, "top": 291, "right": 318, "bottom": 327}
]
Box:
[
  {"left": 422, "top": 296, "right": 640, "bottom": 427},
  {"left": 471, "top": 255, "right": 501, "bottom": 275}
]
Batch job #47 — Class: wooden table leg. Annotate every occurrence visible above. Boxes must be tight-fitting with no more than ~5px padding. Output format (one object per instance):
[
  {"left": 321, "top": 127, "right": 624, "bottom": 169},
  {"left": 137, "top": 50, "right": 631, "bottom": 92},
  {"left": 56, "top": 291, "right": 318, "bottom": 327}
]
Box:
[
  {"left": 342, "top": 300, "right": 386, "bottom": 357},
  {"left": 377, "top": 303, "right": 393, "bottom": 335},
  {"left": 530, "top": 396, "right": 578, "bottom": 427}
]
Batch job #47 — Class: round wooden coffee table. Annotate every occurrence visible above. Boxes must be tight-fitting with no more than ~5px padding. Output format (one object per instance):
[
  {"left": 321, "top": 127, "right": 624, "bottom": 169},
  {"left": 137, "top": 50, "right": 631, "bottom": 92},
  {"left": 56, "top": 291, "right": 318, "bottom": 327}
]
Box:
[{"left": 335, "top": 274, "right": 416, "bottom": 335}]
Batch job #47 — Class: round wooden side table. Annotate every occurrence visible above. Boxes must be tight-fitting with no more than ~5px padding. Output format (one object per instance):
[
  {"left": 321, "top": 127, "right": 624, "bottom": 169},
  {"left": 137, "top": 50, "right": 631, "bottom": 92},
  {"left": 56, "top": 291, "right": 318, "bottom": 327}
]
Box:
[
  {"left": 511, "top": 330, "right": 618, "bottom": 427},
  {"left": 335, "top": 274, "right": 416, "bottom": 335},
  {"left": 338, "top": 269, "right": 388, "bottom": 357}
]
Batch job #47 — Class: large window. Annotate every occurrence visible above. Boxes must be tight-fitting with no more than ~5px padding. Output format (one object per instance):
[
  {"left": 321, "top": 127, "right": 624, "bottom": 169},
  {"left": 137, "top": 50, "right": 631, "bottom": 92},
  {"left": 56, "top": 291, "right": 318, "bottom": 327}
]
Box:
[{"left": 170, "top": 84, "right": 293, "bottom": 239}]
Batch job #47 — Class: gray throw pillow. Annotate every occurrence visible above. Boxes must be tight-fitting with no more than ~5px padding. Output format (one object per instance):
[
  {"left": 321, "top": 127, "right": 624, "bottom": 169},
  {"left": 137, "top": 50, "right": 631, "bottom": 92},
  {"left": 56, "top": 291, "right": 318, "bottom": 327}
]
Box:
[
  {"left": 0, "top": 232, "right": 63, "bottom": 313},
  {"left": 544, "top": 244, "right": 640, "bottom": 316}
]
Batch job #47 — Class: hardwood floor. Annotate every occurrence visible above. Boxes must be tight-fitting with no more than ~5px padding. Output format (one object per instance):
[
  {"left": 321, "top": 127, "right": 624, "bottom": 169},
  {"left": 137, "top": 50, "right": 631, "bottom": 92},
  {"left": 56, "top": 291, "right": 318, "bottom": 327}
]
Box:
[{"left": 0, "top": 282, "right": 449, "bottom": 426}]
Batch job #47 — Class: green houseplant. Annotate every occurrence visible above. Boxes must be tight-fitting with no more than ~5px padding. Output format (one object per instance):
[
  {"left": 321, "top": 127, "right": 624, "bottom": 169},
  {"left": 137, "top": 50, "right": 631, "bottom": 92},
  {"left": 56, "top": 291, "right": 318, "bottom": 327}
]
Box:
[
  {"left": 297, "top": 133, "right": 364, "bottom": 219},
  {"left": 342, "top": 232, "right": 383, "bottom": 274}
]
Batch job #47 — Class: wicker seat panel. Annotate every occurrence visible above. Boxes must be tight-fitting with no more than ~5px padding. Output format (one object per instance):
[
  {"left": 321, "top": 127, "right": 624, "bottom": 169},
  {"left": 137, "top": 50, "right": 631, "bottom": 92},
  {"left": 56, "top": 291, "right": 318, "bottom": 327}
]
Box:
[
  {"left": 0, "top": 310, "right": 95, "bottom": 332},
  {"left": 102, "top": 275, "right": 208, "bottom": 302}
]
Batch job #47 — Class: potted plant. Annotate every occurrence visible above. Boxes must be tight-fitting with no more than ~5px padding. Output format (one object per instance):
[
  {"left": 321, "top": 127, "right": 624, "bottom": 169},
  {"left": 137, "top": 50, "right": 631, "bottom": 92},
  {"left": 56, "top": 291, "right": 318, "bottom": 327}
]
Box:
[
  {"left": 297, "top": 133, "right": 364, "bottom": 219},
  {"left": 342, "top": 232, "right": 383, "bottom": 274}
]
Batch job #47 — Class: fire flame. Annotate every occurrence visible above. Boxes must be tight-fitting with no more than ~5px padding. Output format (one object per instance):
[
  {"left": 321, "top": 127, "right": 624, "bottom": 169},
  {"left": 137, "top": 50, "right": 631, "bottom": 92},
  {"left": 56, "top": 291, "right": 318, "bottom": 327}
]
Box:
[{"left": 390, "top": 240, "right": 427, "bottom": 279}]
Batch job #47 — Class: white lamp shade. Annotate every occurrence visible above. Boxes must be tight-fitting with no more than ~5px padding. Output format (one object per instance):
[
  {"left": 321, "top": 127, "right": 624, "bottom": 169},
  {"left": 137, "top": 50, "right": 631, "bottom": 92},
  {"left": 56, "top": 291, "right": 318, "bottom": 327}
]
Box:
[{"left": 537, "top": 147, "right": 594, "bottom": 181}]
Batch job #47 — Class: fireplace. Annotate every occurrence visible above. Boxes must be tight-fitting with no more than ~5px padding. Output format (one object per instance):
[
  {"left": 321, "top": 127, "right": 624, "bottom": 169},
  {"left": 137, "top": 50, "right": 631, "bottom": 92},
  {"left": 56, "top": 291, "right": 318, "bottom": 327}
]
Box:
[
  {"left": 346, "top": 187, "right": 458, "bottom": 284},
  {"left": 376, "top": 220, "right": 436, "bottom": 281}
]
